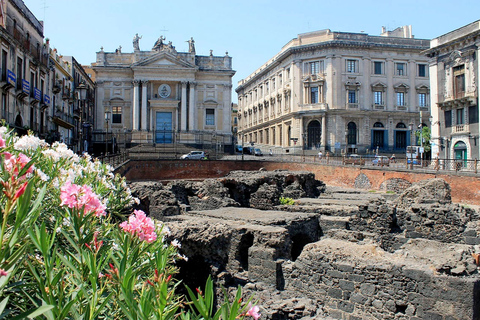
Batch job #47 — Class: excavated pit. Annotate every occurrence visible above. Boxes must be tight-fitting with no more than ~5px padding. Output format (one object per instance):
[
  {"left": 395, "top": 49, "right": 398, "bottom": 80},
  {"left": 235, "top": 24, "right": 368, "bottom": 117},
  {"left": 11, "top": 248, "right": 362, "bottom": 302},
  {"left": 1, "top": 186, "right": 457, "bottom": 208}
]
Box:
[{"left": 129, "top": 171, "right": 480, "bottom": 320}]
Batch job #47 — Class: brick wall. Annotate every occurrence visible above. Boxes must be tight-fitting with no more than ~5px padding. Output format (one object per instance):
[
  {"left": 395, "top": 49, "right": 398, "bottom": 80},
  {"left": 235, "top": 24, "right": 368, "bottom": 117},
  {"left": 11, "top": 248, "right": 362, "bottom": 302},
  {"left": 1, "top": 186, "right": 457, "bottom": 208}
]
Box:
[{"left": 116, "top": 160, "right": 480, "bottom": 205}]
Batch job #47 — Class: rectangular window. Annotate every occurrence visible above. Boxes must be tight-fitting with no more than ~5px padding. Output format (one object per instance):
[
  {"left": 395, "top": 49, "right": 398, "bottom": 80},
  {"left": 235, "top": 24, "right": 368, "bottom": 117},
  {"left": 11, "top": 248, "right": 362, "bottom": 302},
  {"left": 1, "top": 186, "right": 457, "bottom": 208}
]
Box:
[
  {"left": 310, "top": 87, "right": 318, "bottom": 104},
  {"left": 418, "top": 93, "right": 427, "bottom": 107},
  {"left": 16, "top": 57, "right": 22, "bottom": 90},
  {"left": 272, "top": 78, "right": 275, "bottom": 90},
  {"left": 373, "top": 61, "right": 383, "bottom": 75},
  {"left": 309, "top": 61, "right": 319, "bottom": 74},
  {"left": 374, "top": 91, "right": 383, "bottom": 105},
  {"left": 456, "top": 108, "right": 464, "bottom": 125},
  {"left": 396, "top": 92, "right": 405, "bottom": 106},
  {"left": 454, "top": 65, "right": 465, "bottom": 99},
  {"left": 348, "top": 90, "right": 356, "bottom": 103},
  {"left": 112, "top": 106, "right": 122, "bottom": 123},
  {"left": 445, "top": 110, "right": 452, "bottom": 127},
  {"left": 469, "top": 106, "right": 478, "bottom": 124},
  {"left": 395, "top": 63, "right": 406, "bottom": 76},
  {"left": 347, "top": 60, "right": 357, "bottom": 73},
  {"left": 1, "top": 50, "right": 7, "bottom": 82},
  {"left": 206, "top": 108, "right": 215, "bottom": 126},
  {"left": 418, "top": 64, "right": 427, "bottom": 77},
  {"left": 1, "top": 93, "right": 6, "bottom": 120}
]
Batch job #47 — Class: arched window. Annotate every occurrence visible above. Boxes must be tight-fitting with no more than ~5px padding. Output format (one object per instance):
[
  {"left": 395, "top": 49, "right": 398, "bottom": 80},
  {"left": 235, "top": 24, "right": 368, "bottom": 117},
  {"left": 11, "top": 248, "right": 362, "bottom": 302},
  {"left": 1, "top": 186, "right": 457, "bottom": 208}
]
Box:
[
  {"left": 396, "top": 122, "right": 407, "bottom": 129},
  {"left": 373, "top": 122, "right": 384, "bottom": 128}
]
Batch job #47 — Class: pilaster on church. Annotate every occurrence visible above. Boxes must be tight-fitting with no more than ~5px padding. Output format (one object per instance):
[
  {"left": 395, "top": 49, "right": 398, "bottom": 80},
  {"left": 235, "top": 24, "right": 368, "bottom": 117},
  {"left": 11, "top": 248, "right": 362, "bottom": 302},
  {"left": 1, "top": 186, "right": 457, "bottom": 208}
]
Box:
[
  {"left": 132, "top": 80, "right": 140, "bottom": 131},
  {"left": 141, "top": 80, "right": 148, "bottom": 131}
]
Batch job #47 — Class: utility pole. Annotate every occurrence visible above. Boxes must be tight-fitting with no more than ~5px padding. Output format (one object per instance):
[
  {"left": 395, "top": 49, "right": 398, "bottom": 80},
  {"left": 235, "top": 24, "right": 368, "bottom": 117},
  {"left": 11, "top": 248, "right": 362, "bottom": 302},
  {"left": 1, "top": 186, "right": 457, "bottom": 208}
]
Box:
[{"left": 420, "top": 110, "right": 423, "bottom": 167}]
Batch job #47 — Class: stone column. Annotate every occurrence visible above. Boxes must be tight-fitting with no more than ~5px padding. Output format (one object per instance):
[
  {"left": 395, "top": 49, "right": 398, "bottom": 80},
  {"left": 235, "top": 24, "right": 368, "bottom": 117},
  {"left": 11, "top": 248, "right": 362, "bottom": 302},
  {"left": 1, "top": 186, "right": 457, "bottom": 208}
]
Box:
[
  {"left": 188, "top": 81, "right": 196, "bottom": 131},
  {"left": 132, "top": 80, "right": 140, "bottom": 131},
  {"left": 180, "top": 81, "right": 187, "bottom": 131},
  {"left": 141, "top": 80, "right": 148, "bottom": 131},
  {"left": 321, "top": 115, "right": 327, "bottom": 150}
]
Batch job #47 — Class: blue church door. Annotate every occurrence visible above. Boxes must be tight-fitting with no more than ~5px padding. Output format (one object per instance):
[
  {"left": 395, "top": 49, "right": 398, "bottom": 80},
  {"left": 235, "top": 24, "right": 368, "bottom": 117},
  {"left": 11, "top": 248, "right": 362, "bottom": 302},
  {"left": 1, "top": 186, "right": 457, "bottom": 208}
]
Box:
[{"left": 155, "top": 112, "right": 172, "bottom": 144}]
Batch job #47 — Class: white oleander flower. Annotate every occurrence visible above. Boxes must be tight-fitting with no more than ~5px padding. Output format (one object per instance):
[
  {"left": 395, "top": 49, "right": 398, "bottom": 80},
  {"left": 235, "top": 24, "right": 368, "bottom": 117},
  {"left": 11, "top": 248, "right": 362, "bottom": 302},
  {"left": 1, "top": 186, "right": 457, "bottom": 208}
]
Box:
[
  {"left": 14, "top": 135, "right": 48, "bottom": 151},
  {"left": 171, "top": 239, "right": 181, "bottom": 248}
]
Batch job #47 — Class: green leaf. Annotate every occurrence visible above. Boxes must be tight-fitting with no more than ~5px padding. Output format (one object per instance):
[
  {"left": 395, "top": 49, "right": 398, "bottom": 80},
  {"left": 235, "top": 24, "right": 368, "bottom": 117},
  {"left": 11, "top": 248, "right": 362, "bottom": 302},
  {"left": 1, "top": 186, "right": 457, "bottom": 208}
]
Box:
[{"left": 0, "top": 297, "right": 9, "bottom": 316}]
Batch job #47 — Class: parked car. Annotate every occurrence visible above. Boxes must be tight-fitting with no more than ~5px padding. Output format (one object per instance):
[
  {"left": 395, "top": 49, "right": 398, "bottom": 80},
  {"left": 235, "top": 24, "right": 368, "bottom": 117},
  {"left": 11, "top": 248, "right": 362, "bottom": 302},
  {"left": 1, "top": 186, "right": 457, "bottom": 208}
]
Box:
[
  {"left": 344, "top": 154, "right": 365, "bottom": 165},
  {"left": 180, "top": 151, "right": 205, "bottom": 160},
  {"left": 407, "top": 158, "right": 421, "bottom": 165},
  {"left": 243, "top": 146, "right": 254, "bottom": 155},
  {"left": 254, "top": 148, "right": 263, "bottom": 156},
  {"left": 235, "top": 145, "right": 243, "bottom": 153},
  {"left": 372, "top": 156, "right": 390, "bottom": 166}
]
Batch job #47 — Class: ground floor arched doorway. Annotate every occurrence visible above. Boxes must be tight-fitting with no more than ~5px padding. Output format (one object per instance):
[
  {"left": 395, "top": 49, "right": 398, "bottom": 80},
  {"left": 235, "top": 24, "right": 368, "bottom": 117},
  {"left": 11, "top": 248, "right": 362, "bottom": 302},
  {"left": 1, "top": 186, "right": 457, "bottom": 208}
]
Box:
[
  {"left": 454, "top": 141, "right": 467, "bottom": 168},
  {"left": 306, "top": 120, "right": 321, "bottom": 149}
]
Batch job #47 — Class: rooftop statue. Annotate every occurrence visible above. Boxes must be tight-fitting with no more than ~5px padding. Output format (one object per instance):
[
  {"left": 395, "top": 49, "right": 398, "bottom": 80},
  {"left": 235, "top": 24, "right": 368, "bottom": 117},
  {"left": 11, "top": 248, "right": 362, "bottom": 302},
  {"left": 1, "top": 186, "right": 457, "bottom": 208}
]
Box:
[{"left": 133, "top": 33, "right": 142, "bottom": 51}]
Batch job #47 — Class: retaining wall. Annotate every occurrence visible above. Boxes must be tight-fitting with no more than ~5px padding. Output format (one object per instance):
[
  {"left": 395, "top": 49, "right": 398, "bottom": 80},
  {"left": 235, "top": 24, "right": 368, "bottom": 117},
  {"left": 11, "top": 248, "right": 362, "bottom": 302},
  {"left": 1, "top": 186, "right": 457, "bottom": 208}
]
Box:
[{"left": 116, "top": 160, "right": 480, "bottom": 205}]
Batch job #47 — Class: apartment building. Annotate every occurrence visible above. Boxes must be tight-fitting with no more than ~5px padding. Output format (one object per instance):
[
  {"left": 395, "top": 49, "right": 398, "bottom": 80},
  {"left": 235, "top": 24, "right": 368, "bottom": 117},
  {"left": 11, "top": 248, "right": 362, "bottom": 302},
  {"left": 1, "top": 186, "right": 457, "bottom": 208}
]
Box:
[
  {"left": 236, "top": 26, "right": 430, "bottom": 154},
  {"left": 0, "top": 0, "right": 49, "bottom": 136},
  {"left": 425, "top": 20, "right": 480, "bottom": 161}
]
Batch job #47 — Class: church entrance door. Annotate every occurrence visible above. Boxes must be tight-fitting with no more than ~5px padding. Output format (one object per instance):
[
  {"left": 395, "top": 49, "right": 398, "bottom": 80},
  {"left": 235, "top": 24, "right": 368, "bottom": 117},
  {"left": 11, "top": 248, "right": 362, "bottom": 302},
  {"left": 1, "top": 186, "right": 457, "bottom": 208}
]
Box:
[{"left": 155, "top": 112, "right": 173, "bottom": 144}]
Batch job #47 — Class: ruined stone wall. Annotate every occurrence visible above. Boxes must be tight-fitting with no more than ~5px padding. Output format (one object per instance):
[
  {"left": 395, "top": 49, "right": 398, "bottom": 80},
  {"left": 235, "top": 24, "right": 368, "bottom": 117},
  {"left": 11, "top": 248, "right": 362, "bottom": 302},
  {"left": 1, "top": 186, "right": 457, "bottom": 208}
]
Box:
[
  {"left": 287, "top": 239, "right": 480, "bottom": 320},
  {"left": 116, "top": 160, "right": 480, "bottom": 204}
]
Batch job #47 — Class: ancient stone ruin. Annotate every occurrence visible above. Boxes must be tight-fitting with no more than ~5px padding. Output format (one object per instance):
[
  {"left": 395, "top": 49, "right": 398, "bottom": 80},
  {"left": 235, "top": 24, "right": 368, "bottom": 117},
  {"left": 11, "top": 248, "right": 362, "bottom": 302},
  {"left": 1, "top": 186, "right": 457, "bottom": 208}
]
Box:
[{"left": 129, "top": 170, "right": 480, "bottom": 320}]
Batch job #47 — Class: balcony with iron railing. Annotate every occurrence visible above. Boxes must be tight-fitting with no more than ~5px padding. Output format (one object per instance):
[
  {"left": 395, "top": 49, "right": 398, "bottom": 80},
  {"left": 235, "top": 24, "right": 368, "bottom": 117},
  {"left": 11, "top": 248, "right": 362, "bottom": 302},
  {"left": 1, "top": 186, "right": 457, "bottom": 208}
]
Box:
[
  {"left": 5, "top": 24, "right": 47, "bottom": 66},
  {"left": 395, "top": 105, "right": 407, "bottom": 111},
  {"left": 52, "top": 108, "right": 75, "bottom": 128}
]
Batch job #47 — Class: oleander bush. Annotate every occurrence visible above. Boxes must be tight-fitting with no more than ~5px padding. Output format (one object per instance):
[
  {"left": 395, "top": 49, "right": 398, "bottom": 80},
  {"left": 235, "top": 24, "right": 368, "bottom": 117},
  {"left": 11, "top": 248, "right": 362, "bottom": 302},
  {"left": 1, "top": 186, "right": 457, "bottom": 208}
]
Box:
[{"left": 0, "top": 127, "right": 259, "bottom": 320}]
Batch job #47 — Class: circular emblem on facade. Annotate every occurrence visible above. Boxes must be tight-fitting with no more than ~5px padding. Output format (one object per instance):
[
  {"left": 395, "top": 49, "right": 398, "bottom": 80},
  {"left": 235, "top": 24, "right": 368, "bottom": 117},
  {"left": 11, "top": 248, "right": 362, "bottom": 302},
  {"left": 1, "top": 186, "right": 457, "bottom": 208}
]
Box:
[{"left": 158, "top": 84, "right": 171, "bottom": 98}]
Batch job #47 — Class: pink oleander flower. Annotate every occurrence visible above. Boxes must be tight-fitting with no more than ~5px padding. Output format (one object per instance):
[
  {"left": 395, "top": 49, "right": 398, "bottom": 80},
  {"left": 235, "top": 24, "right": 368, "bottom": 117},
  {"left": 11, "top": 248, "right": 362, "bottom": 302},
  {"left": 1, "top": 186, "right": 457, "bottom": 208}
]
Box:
[
  {"left": 0, "top": 269, "right": 8, "bottom": 277},
  {"left": 120, "top": 210, "right": 157, "bottom": 243},
  {"left": 13, "top": 181, "right": 28, "bottom": 200},
  {"left": 246, "top": 303, "right": 261, "bottom": 320},
  {"left": 2, "top": 152, "right": 34, "bottom": 179},
  {"left": 0, "top": 136, "right": 5, "bottom": 148},
  {"left": 60, "top": 181, "right": 106, "bottom": 217}
]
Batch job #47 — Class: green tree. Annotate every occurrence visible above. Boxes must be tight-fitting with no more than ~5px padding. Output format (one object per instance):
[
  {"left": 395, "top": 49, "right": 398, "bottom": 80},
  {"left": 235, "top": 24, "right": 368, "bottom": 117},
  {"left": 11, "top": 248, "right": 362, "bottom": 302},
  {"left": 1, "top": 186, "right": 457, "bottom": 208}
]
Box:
[{"left": 415, "top": 126, "right": 431, "bottom": 152}]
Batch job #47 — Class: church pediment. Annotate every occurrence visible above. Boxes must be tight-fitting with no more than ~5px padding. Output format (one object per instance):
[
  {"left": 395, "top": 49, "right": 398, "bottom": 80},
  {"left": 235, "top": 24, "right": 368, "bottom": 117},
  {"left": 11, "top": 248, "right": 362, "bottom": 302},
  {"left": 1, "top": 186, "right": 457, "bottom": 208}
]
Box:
[{"left": 132, "top": 52, "right": 196, "bottom": 69}]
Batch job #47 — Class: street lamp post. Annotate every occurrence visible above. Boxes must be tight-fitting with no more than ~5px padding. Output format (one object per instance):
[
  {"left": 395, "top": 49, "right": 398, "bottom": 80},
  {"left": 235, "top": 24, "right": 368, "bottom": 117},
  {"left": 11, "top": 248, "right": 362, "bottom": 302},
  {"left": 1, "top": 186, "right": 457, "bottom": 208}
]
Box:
[
  {"left": 76, "top": 82, "right": 87, "bottom": 154},
  {"left": 105, "top": 111, "right": 111, "bottom": 156},
  {"left": 419, "top": 110, "right": 423, "bottom": 167}
]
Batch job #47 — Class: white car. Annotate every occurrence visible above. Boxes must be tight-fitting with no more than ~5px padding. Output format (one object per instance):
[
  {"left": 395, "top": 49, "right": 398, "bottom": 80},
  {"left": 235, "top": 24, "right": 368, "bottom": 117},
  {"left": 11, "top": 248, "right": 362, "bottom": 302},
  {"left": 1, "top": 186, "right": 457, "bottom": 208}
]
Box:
[{"left": 180, "top": 151, "right": 205, "bottom": 160}]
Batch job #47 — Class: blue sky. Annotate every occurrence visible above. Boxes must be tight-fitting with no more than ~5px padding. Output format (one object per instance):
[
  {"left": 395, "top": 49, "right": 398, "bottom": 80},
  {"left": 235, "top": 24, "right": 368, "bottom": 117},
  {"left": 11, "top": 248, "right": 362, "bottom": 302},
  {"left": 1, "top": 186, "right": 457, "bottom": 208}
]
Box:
[{"left": 24, "top": 0, "right": 480, "bottom": 102}]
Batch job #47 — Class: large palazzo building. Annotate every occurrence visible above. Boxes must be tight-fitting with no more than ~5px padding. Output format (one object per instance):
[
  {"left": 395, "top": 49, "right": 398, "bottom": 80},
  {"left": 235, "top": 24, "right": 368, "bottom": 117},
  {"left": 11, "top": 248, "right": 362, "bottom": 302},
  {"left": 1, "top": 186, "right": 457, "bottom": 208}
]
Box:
[
  {"left": 92, "top": 36, "right": 235, "bottom": 150},
  {"left": 425, "top": 20, "right": 480, "bottom": 161},
  {"left": 0, "top": 0, "right": 49, "bottom": 136},
  {"left": 236, "top": 27, "right": 430, "bottom": 154}
]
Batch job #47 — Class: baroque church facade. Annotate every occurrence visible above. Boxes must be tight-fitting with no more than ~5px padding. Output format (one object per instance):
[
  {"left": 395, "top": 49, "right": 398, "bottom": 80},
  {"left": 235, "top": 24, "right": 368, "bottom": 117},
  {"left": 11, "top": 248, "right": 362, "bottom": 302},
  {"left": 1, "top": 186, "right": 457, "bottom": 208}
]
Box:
[
  {"left": 92, "top": 35, "right": 235, "bottom": 148},
  {"left": 236, "top": 26, "right": 430, "bottom": 155}
]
